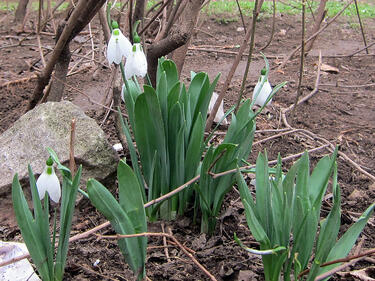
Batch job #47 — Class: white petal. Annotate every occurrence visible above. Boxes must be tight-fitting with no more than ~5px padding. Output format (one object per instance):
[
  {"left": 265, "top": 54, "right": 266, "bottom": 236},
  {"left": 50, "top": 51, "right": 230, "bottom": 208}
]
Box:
[
  {"left": 133, "top": 44, "right": 147, "bottom": 77},
  {"left": 124, "top": 55, "right": 135, "bottom": 80},
  {"left": 125, "top": 44, "right": 147, "bottom": 79},
  {"left": 117, "top": 32, "right": 132, "bottom": 58},
  {"left": 46, "top": 172, "right": 61, "bottom": 203},
  {"left": 36, "top": 166, "right": 61, "bottom": 203},
  {"left": 107, "top": 29, "right": 132, "bottom": 65},
  {"left": 36, "top": 171, "right": 48, "bottom": 200},
  {"left": 107, "top": 35, "right": 118, "bottom": 65},
  {"left": 252, "top": 76, "right": 272, "bottom": 107},
  {"left": 208, "top": 92, "right": 228, "bottom": 125}
]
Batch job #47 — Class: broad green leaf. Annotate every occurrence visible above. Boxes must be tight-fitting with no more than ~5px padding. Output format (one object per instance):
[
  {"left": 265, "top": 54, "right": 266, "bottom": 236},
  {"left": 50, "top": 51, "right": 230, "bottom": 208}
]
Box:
[
  {"left": 187, "top": 72, "right": 208, "bottom": 121},
  {"left": 55, "top": 165, "right": 82, "bottom": 280},
  {"left": 255, "top": 152, "right": 273, "bottom": 237},
  {"left": 319, "top": 202, "right": 375, "bottom": 275},
  {"left": 236, "top": 171, "right": 270, "bottom": 245},
  {"left": 12, "top": 174, "right": 51, "bottom": 281},
  {"left": 307, "top": 165, "right": 341, "bottom": 281},
  {"left": 118, "top": 111, "right": 146, "bottom": 202},
  {"left": 156, "top": 71, "right": 168, "bottom": 130},
  {"left": 159, "top": 59, "right": 179, "bottom": 92},
  {"left": 236, "top": 170, "right": 257, "bottom": 213},
  {"left": 168, "top": 103, "right": 185, "bottom": 188},
  {"left": 87, "top": 179, "right": 146, "bottom": 279},
  {"left": 292, "top": 198, "right": 319, "bottom": 271},
  {"left": 117, "top": 160, "right": 147, "bottom": 235},
  {"left": 243, "top": 199, "right": 271, "bottom": 247},
  {"left": 134, "top": 90, "right": 166, "bottom": 187},
  {"left": 194, "top": 72, "right": 220, "bottom": 124},
  {"left": 185, "top": 113, "right": 204, "bottom": 181},
  {"left": 212, "top": 144, "right": 237, "bottom": 215},
  {"left": 167, "top": 82, "right": 181, "bottom": 111},
  {"left": 123, "top": 78, "right": 142, "bottom": 130}
]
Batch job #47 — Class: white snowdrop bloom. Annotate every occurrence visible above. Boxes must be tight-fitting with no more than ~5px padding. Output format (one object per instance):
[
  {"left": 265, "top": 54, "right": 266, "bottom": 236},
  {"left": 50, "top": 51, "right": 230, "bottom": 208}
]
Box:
[
  {"left": 107, "top": 28, "right": 132, "bottom": 65},
  {"left": 208, "top": 92, "right": 228, "bottom": 125},
  {"left": 252, "top": 70, "right": 273, "bottom": 107},
  {"left": 36, "top": 159, "right": 61, "bottom": 203},
  {"left": 125, "top": 43, "right": 147, "bottom": 80}
]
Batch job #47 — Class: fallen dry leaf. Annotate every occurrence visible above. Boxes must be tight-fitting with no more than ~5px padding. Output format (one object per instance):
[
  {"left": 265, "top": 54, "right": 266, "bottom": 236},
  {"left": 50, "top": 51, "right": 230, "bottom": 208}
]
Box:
[{"left": 321, "top": 63, "right": 340, "bottom": 74}]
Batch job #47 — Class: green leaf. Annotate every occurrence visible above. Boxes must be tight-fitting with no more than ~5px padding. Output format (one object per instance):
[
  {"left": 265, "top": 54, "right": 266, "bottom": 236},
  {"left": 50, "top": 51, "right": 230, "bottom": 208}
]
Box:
[
  {"left": 55, "top": 165, "right": 82, "bottom": 280},
  {"left": 168, "top": 103, "right": 185, "bottom": 189},
  {"left": 236, "top": 171, "right": 270, "bottom": 246},
  {"left": 307, "top": 165, "right": 341, "bottom": 280},
  {"left": 87, "top": 179, "right": 146, "bottom": 279},
  {"left": 158, "top": 59, "right": 179, "bottom": 93},
  {"left": 118, "top": 160, "right": 147, "bottom": 233},
  {"left": 134, "top": 88, "right": 168, "bottom": 189},
  {"left": 319, "top": 202, "right": 375, "bottom": 275},
  {"left": 123, "top": 78, "right": 142, "bottom": 130},
  {"left": 167, "top": 82, "right": 181, "bottom": 111},
  {"left": 118, "top": 110, "right": 146, "bottom": 202},
  {"left": 156, "top": 71, "right": 168, "bottom": 130},
  {"left": 187, "top": 72, "right": 208, "bottom": 121},
  {"left": 255, "top": 152, "right": 273, "bottom": 238},
  {"left": 185, "top": 113, "right": 204, "bottom": 181},
  {"left": 12, "top": 174, "right": 51, "bottom": 281}
]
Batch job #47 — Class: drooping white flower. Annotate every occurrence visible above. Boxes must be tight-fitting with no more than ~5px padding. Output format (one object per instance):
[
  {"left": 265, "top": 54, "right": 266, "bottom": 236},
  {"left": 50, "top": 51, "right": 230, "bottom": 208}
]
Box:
[
  {"left": 252, "top": 70, "right": 273, "bottom": 107},
  {"left": 107, "top": 28, "right": 132, "bottom": 65},
  {"left": 125, "top": 43, "right": 147, "bottom": 80},
  {"left": 208, "top": 92, "right": 228, "bottom": 125},
  {"left": 36, "top": 159, "right": 61, "bottom": 203}
]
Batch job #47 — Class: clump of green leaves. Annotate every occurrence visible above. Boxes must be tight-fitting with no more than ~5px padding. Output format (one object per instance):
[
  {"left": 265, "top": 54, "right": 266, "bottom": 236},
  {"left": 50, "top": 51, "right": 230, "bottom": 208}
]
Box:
[
  {"left": 121, "top": 58, "right": 220, "bottom": 220},
  {"left": 197, "top": 99, "right": 256, "bottom": 234},
  {"left": 236, "top": 150, "right": 375, "bottom": 281},
  {"left": 12, "top": 148, "right": 82, "bottom": 281},
  {"left": 87, "top": 160, "right": 147, "bottom": 281}
]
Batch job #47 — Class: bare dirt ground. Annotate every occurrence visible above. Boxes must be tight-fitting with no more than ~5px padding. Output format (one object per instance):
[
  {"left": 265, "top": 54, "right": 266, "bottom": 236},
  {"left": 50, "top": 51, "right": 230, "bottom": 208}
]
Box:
[{"left": 0, "top": 8, "right": 374, "bottom": 281}]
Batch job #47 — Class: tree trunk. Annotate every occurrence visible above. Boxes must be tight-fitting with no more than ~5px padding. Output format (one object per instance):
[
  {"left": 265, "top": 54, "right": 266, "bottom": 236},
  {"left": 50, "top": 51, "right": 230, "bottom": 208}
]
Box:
[
  {"left": 133, "top": 0, "right": 146, "bottom": 31},
  {"left": 14, "top": 0, "right": 29, "bottom": 23},
  {"left": 171, "top": 0, "right": 203, "bottom": 76},
  {"left": 305, "top": 0, "right": 328, "bottom": 53},
  {"left": 47, "top": 23, "right": 72, "bottom": 102},
  {"left": 147, "top": 0, "right": 204, "bottom": 85},
  {"left": 27, "top": 0, "right": 107, "bottom": 111}
]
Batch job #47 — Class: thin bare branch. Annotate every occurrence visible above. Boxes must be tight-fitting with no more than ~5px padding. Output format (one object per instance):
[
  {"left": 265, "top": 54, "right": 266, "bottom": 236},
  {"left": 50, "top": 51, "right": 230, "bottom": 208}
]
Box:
[
  {"left": 292, "top": 0, "right": 306, "bottom": 113},
  {"left": 353, "top": 0, "right": 369, "bottom": 54},
  {"left": 278, "top": 0, "right": 354, "bottom": 69}
]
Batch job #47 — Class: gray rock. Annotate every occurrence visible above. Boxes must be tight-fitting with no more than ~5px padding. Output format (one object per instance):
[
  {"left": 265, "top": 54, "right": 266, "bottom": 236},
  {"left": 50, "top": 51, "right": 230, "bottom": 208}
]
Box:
[{"left": 0, "top": 101, "right": 118, "bottom": 191}]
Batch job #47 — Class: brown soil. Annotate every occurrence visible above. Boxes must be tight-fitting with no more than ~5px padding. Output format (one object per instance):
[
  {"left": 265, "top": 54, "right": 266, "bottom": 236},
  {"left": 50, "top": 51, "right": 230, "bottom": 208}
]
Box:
[{"left": 1, "top": 8, "right": 375, "bottom": 281}]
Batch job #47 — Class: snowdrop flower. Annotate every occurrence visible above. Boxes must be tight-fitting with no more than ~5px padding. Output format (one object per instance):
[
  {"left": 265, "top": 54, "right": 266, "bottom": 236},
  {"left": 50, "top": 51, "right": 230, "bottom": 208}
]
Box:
[
  {"left": 252, "top": 68, "right": 273, "bottom": 107},
  {"left": 107, "top": 22, "right": 132, "bottom": 65},
  {"left": 208, "top": 92, "right": 228, "bottom": 125},
  {"left": 36, "top": 157, "right": 61, "bottom": 203},
  {"left": 125, "top": 43, "right": 147, "bottom": 80}
]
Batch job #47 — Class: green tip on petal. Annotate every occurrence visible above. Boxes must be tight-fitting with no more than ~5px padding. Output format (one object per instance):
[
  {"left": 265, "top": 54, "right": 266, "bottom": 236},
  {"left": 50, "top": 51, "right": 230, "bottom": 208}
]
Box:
[
  {"left": 132, "top": 44, "right": 137, "bottom": 52},
  {"left": 113, "top": 29, "right": 120, "bottom": 36},
  {"left": 46, "top": 166, "right": 53, "bottom": 175},
  {"left": 261, "top": 68, "right": 267, "bottom": 75},
  {"left": 46, "top": 156, "right": 53, "bottom": 166},
  {"left": 133, "top": 34, "right": 140, "bottom": 43},
  {"left": 111, "top": 20, "right": 119, "bottom": 29}
]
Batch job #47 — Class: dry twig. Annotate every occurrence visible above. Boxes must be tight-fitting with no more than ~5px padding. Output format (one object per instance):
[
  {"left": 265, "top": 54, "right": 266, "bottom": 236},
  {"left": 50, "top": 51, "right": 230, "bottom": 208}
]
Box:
[
  {"left": 97, "top": 231, "right": 218, "bottom": 281},
  {"left": 69, "top": 118, "right": 76, "bottom": 175}
]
